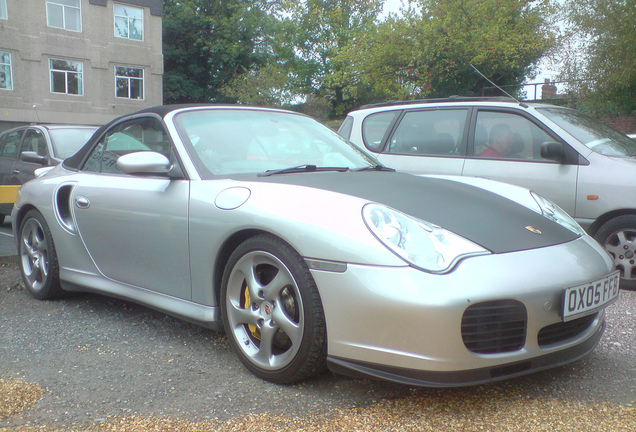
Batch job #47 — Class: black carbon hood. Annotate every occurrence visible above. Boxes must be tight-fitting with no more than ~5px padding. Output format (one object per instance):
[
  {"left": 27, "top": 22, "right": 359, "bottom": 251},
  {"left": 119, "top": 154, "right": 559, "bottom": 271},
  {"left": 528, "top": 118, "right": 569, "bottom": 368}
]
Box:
[{"left": 247, "top": 171, "right": 579, "bottom": 254}]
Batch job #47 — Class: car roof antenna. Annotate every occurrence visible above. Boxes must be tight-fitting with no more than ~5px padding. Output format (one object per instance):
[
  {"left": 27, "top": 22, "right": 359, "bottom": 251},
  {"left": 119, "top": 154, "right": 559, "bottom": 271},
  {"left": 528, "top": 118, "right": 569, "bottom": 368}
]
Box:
[{"left": 469, "top": 64, "right": 527, "bottom": 107}]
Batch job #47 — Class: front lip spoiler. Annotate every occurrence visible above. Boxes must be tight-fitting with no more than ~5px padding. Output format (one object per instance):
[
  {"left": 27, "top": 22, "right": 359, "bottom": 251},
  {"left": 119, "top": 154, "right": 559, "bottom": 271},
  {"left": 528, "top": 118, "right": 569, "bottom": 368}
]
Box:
[{"left": 326, "top": 320, "right": 605, "bottom": 388}]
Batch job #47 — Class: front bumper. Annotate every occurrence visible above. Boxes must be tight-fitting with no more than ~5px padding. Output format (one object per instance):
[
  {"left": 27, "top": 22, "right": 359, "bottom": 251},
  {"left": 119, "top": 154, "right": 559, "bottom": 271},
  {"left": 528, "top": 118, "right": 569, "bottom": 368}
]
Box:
[{"left": 309, "top": 235, "right": 615, "bottom": 386}]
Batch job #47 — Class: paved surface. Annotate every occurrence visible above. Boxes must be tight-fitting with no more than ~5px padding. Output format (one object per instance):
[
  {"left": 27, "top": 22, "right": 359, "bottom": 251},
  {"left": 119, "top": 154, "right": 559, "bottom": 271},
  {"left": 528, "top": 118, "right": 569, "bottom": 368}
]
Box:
[
  {"left": 0, "top": 258, "right": 634, "bottom": 429},
  {"left": 0, "top": 217, "right": 16, "bottom": 257}
]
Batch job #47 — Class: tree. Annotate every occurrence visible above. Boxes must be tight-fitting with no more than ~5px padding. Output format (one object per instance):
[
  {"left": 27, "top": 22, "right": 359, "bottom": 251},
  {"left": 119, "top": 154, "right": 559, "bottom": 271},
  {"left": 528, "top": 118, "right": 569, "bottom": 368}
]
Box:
[
  {"left": 332, "top": 0, "right": 556, "bottom": 103},
  {"left": 163, "top": 0, "right": 277, "bottom": 104},
  {"left": 277, "top": 0, "right": 383, "bottom": 116},
  {"left": 559, "top": 0, "right": 636, "bottom": 115}
]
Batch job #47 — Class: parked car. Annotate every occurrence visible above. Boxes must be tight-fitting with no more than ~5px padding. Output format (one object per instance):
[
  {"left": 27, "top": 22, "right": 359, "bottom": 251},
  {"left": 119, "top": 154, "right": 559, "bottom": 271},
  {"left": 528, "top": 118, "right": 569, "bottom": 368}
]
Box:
[
  {"left": 13, "top": 105, "right": 618, "bottom": 386},
  {"left": 0, "top": 124, "right": 98, "bottom": 223},
  {"left": 339, "top": 97, "right": 636, "bottom": 289}
]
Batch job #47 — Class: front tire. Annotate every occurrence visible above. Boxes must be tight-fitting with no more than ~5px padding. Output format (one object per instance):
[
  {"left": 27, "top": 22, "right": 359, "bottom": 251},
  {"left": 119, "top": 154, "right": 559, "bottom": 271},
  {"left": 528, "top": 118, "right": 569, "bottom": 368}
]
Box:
[
  {"left": 18, "top": 210, "right": 63, "bottom": 300},
  {"left": 220, "top": 234, "right": 327, "bottom": 383},
  {"left": 594, "top": 215, "right": 636, "bottom": 291}
]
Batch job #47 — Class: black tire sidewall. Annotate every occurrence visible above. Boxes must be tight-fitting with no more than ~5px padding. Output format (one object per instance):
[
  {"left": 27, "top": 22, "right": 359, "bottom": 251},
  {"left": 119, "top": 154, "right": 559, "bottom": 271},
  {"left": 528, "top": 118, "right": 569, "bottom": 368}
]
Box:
[
  {"left": 594, "top": 215, "right": 636, "bottom": 290},
  {"left": 18, "top": 210, "right": 63, "bottom": 300},
  {"left": 220, "top": 234, "right": 327, "bottom": 383}
]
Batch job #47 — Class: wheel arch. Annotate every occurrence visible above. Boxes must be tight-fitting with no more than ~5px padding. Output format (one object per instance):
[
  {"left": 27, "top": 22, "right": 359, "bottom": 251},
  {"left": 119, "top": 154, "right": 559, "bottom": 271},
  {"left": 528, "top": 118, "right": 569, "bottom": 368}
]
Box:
[
  {"left": 587, "top": 209, "right": 636, "bottom": 236},
  {"left": 213, "top": 228, "right": 272, "bottom": 305},
  {"left": 13, "top": 204, "right": 39, "bottom": 233}
]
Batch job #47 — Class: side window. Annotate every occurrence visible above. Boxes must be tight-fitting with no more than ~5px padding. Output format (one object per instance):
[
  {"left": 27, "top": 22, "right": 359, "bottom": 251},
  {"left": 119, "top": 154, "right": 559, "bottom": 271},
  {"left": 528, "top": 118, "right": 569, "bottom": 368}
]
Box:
[
  {"left": 0, "top": 130, "right": 23, "bottom": 159},
  {"left": 21, "top": 129, "right": 48, "bottom": 157},
  {"left": 362, "top": 111, "right": 399, "bottom": 152},
  {"left": 337, "top": 116, "right": 353, "bottom": 140},
  {"left": 82, "top": 118, "right": 171, "bottom": 174},
  {"left": 388, "top": 109, "right": 467, "bottom": 156},
  {"left": 474, "top": 111, "right": 557, "bottom": 161}
]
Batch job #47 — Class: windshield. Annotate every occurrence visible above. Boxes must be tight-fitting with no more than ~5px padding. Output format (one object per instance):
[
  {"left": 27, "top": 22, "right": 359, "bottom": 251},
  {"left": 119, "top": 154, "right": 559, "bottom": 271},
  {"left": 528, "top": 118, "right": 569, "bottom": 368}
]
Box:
[
  {"left": 49, "top": 127, "right": 98, "bottom": 159},
  {"left": 538, "top": 107, "right": 636, "bottom": 157},
  {"left": 173, "top": 109, "right": 378, "bottom": 177}
]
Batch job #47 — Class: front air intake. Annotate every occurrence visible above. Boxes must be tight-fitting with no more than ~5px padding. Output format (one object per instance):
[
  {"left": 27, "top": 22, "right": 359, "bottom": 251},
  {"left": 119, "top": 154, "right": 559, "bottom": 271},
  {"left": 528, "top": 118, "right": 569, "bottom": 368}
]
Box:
[
  {"left": 461, "top": 300, "right": 527, "bottom": 354},
  {"left": 538, "top": 313, "right": 598, "bottom": 347}
]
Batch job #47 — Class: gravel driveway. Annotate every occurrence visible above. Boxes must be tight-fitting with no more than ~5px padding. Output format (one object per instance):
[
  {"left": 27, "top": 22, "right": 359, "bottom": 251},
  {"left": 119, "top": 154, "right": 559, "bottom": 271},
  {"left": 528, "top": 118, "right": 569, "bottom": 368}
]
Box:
[{"left": 0, "top": 256, "right": 634, "bottom": 431}]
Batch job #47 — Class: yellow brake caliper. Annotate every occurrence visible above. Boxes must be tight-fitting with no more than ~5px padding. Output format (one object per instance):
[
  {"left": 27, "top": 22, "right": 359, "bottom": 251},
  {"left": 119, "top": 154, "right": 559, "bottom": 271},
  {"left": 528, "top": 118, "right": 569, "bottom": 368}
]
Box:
[{"left": 243, "top": 284, "right": 261, "bottom": 340}]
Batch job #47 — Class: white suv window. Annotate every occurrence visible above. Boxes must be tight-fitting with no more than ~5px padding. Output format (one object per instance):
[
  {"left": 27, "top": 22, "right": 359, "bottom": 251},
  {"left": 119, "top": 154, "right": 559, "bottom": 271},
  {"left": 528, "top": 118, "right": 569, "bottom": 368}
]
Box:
[
  {"left": 388, "top": 109, "right": 467, "bottom": 156},
  {"left": 361, "top": 111, "right": 398, "bottom": 152},
  {"left": 474, "top": 111, "right": 555, "bottom": 161}
]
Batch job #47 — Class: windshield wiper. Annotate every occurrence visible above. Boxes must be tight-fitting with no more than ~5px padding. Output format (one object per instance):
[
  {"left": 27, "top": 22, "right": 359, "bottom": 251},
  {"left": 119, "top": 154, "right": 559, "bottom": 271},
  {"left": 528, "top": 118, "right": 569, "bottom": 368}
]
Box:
[
  {"left": 258, "top": 164, "right": 350, "bottom": 177},
  {"left": 352, "top": 164, "right": 395, "bottom": 172}
]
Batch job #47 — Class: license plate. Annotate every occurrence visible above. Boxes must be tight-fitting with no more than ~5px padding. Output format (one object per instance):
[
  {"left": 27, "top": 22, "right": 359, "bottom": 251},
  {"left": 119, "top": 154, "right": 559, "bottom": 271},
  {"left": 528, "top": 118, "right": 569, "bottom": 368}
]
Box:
[{"left": 563, "top": 271, "right": 620, "bottom": 322}]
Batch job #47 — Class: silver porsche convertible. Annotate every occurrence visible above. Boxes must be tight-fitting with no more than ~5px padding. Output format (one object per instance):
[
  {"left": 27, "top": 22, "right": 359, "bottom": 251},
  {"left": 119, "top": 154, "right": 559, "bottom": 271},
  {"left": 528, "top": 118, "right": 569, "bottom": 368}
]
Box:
[{"left": 13, "top": 105, "right": 620, "bottom": 386}]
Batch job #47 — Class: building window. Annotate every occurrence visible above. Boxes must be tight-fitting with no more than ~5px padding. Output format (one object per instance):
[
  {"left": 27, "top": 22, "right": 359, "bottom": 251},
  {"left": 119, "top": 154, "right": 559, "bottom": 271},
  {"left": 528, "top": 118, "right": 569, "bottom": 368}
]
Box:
[
  {"left": 50, "top": 59, "right": 83, "bottom": 95},
  {"left": 114, "top": 4, "right": 143, "bottom": 40},
  {"left": 0, "top": 0, "right": 7, "bottom": 20},
  {"left": 46, "top": 0, "right": 81, "bottom": 32},
  {"left": 115, "top": 67, "right": 144, "bottom": 99},
  {"left": 0, "top": 51, "right": 11, "bottom": 90}
]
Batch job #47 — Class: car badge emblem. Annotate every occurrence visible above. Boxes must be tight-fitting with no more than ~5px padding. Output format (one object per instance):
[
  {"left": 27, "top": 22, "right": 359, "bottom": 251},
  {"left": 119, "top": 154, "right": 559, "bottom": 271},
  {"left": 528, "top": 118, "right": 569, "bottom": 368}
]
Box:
[{"left": 525, "top": 225, "right": 542, "bottom": 235}]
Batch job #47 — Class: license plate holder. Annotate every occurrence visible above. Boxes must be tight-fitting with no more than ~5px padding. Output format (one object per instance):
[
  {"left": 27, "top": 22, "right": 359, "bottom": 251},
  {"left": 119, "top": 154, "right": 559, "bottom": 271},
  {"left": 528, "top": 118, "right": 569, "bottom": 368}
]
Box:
[{"left": 562, "top": 271, "right": 620, "bottom": 322}]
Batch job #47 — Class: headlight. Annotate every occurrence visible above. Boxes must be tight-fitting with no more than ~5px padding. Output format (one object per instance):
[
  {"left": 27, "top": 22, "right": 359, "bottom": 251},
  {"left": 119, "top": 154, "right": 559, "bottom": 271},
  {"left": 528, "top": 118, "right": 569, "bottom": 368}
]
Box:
[
  {"left": 362, "top": 204, "right": 490, "bottom": 273},
  {"left": 530, "top": 191, "right": 586, "bottom": 236}
]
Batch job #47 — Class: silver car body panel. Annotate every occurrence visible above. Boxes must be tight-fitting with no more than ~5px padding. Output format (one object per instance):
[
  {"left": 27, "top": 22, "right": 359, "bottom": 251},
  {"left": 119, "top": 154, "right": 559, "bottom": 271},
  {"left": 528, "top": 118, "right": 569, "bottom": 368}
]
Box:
[
  {"left": 313, "top": 235, "right": 612, "bottom": 372},
  {"left": 11, "top": 105, "right": 619, "bottom": 385}
]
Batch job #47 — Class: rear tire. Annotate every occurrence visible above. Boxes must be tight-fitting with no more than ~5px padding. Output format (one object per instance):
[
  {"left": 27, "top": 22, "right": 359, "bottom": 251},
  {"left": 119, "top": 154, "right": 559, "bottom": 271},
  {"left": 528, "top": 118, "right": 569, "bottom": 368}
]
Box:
[
  {"left": 220, "top": 234, "right": 327, "bottom": 383},
  {"left": 18, "top": 210, "right": 63, "bottom": 299},
  {"left": 594, "top": 215, "right": 636, "bottom": 291}
]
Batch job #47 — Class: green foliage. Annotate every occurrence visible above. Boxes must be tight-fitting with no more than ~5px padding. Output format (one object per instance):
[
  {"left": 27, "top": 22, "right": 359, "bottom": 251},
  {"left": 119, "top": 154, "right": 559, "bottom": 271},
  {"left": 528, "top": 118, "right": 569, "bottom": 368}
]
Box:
[
  {"left": 277, "top": 0, "right": 384, "bottom": 116},
  {"left": 220, "top": 63, "right": 297, "bottom": 107},
  {"left": 332, "top": 0, "right": 555, "bottom": 103},
  {"left": 559, "top": 0, "right": 636, "bottom": 115},
  {"left": 162, "top": 0, "right": 558, "bottom": 117},
  {"left": 162, "top": 0, "right": 277, "bottom": 104}
]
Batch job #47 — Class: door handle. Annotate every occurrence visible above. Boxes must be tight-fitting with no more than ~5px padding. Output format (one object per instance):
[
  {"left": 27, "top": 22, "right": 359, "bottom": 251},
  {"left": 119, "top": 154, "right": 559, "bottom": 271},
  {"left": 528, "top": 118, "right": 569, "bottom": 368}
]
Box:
[
  {"left": 75, "top": 196, "right": 90, "bottom": 209},
  {"left": 12, "top": 169, "right": 19, "bottom": 175}
]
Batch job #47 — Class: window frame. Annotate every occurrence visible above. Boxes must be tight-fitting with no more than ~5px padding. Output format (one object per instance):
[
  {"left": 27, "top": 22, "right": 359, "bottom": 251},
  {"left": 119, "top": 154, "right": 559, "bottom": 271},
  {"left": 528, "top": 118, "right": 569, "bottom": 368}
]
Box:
[
  {"left": 0, "top": 129, "right": 24, "bottom": 160},
  {"left": 469, "top": 107, "right": 577, "bottom": 164},
  {"left": 46, "top": 0, "right": 82, "bottom": 32},
  {"left": 0, "top": 50, "right": 12, "bottom": 91},
  {"left": 0, "top": 0, "right": 7, "bottom": 20},
  {"left": 20, "top": 128, "right": 49, "bottom": 159},
  {"left": 386, "top": 108, "right": 469, "bottom": 157},
  {"left": 82, "top": 117, "right": 172, "bottom": 175},
  {"left": 114, "top": 66, "right": 144, "bottom": 100},
  {"left": 49, "top": 58, "right": 84, "bottom": 96},
  {"left": 113, "top": 3, "right": 144, "bottom": 41}
]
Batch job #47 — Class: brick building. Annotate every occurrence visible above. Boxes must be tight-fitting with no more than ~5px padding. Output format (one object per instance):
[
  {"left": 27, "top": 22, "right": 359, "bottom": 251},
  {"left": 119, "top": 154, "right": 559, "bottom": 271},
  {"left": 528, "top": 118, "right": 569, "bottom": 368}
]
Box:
[{"left": 0, "top": 0, "right": 163, "bottom": 132}]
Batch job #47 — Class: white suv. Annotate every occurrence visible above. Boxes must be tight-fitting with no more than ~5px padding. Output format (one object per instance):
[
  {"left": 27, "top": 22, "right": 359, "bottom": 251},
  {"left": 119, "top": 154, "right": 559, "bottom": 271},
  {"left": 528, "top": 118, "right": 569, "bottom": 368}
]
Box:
[{"left": 339, "top": 97, "right": 636, "bottom": 289}]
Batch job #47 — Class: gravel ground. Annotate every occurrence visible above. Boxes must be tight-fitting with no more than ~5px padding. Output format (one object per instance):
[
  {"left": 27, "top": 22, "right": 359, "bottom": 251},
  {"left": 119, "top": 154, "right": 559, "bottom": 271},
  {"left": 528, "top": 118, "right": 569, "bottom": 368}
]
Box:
[{"left": 0, "top": 256, "right": 634, "bottom": 431}]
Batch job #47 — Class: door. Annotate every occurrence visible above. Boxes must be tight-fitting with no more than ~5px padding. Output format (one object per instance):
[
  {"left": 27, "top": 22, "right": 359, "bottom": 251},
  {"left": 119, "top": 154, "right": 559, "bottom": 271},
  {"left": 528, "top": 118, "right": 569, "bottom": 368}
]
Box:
[
  {"left": 0, "top": 128, "right": 23, "bottom": 216},
  {"left": 462, "top": 109, "right": 579, "bottom": 216},
  {"left": 376, "top": 108, "right": 468, "bottom": 176},
  {"left": 12, "top": 128, "right": 50, "bottom": 185},
  {"left": 71, "top": 116, "right": 192, "bottom": 299}
]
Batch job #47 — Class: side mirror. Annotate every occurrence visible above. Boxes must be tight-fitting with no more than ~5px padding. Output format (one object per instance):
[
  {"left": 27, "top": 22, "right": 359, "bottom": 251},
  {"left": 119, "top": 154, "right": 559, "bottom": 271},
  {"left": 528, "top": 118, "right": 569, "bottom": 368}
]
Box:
[
  {"left": 540, "top": 142, "right": 566, "bottom": 163},
  {"left": 116, "top": 151, "right": 172, "bottom": 175},
  {"left": 20, "top": 151, "right": 47, "bottom": 165}
]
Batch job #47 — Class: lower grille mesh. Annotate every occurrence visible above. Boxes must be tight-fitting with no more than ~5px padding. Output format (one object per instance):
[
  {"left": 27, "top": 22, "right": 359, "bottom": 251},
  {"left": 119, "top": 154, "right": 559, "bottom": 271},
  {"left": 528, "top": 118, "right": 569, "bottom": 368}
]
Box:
[
  {"left": 461, "top": 300, "right": 527, "bottom": 354},
  {"left": 538, "top": 313, "right": 598, "bottom": 347}
]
